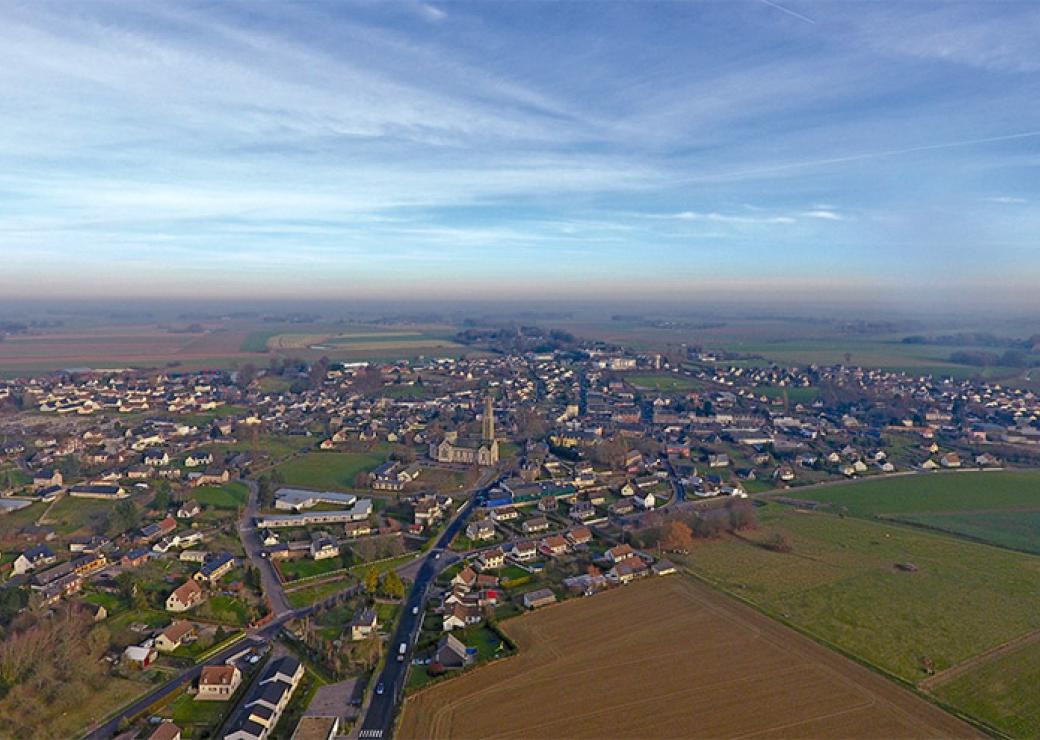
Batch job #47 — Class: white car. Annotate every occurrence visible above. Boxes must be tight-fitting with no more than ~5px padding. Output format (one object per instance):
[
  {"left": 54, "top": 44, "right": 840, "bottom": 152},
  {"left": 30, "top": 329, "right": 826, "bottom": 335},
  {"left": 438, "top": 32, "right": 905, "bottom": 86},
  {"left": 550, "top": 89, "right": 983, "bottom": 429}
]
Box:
[{"left": 412, "top": 605, "right": 419, "bottom": 615}]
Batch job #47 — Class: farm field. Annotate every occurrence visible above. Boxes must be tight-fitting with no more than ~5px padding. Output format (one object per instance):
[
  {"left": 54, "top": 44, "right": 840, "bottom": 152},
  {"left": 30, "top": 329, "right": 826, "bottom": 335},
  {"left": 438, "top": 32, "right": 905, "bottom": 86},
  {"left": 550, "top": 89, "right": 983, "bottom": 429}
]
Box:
[
  {"left": 682, "top": 504, "right": 1040, "bottom": 730},
  {"left": 273, "top": 451, "right": 385, "bottom": 492},
  {"left": 932, "top": 636, "right": 1040, "bottom": 739},
  {"left": 400, "top": 577, "right": 976, "bottom": 739},
  {"left": 783, "top": 470, "right": 1040, "bottom": 552}
]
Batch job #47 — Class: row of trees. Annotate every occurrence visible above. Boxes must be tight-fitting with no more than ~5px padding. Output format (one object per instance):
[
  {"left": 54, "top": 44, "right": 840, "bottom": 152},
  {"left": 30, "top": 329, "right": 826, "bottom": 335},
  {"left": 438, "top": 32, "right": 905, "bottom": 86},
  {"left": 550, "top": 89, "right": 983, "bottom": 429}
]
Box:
[{"left": 630, "top": 498, "right": 758, "bottom": 552}]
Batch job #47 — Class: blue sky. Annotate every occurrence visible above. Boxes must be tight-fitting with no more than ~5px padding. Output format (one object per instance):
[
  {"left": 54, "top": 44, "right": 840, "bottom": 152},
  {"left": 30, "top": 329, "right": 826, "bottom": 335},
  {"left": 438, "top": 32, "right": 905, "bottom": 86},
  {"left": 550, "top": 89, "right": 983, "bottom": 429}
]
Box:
[{"left": 1, "top": 0, "right": 1038, "bottom": 304}]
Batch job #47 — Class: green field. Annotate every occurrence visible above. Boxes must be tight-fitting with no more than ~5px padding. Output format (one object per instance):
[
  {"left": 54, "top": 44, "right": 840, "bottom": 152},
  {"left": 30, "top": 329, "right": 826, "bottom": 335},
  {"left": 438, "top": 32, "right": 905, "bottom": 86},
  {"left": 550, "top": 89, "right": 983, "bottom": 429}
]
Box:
[
  {"left": 891, "top": 510, "right": 1040, "bottom": 555},
  {"left": 274, "top": 451, "right": 385, "bottom": 491},
  {"left": 786, "top": 470, "right": 1040, "bottom": 516},
  {"left": 933, "top": 638, "right": 1040, "bottom": 738},
  {"left": 627, "top": 374, "right": 705, "bottom": 392},
  {"left": 684, "top": 505, "right": 1040, "bottom": 683},
  {"left": 782, "top": 470, "right": 1040, "bottom": 552},
  {"left": 44, "top": 495, "right": 117, "bottom": 535},
  {"left": 193, "top": 481, "right": 249, "bottom": 510},
  {"left": 751, "top": 385, "right": 821, "bottom": 404}
]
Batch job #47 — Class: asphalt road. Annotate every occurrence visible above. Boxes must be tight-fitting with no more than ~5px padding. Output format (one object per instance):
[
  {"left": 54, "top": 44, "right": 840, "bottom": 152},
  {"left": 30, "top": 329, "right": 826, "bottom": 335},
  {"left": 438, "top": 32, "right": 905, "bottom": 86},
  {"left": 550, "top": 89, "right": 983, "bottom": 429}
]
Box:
[
  {"left": 239, "top": 478, "right": 292, "bottom": 617},
  {"left": 357, "top": 481, "right": 496, "bottom": 739}
]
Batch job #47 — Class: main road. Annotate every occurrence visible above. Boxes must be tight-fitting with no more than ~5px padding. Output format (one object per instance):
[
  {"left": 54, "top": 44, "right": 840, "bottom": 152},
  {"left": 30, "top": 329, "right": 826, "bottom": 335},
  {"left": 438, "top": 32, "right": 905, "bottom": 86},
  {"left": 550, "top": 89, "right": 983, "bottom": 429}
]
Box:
[{"left": 356, "top": 478, "right": 498, "bottom": 738}]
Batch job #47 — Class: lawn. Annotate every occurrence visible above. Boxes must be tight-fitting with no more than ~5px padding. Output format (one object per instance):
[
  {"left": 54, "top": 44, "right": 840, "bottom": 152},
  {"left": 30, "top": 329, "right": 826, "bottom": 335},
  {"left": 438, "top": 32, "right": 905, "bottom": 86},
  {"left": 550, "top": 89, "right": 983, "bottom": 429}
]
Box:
[
  {"left": 0, "top": 465, "right": 30, "bottom": 489},
  {"left": 193, "top": 481, "right": 249, "bottom": 510},
  {"left": 751, "top": 385, "right": 821, "bottom": 404},
  {"left": 169, "top": 687, "right": 237, "bottom": 736},
  {"left": 933, "top": 637, "right": 1040, "bottom": 738},
  {"left": 682, "top": 504, "right": 1040, "bottom": 683},
  {"left": 197, "top": 594, "right": 253, "bottom": 626},
  {"left": 285, "top": 576, "right": 356, "bottom": 609},
  {"left": 0, "top": 500, "right": 42, "bottom": 541},
  {"left": 274, "top": 451, "right": 386, "bottom": 491},
  {"left": 52, "top": 676, "right": 153, "bottom": 739},
  {"left": 627, "top": 374, "right": 705, "bottom": 392},
  {"left": 43, "top": 495, "right": 115, "bottom": 535},
  {"left": 277, "top": 556, "right": 349, "bottom": 583}
]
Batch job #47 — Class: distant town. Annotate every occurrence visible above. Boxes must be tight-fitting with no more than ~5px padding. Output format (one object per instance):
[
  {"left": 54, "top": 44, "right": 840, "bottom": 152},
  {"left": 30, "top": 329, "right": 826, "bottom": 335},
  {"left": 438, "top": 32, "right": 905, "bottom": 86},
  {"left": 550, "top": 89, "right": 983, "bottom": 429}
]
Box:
[{"left": 1, "top": 327, "right": 1039, "bottom": 739}]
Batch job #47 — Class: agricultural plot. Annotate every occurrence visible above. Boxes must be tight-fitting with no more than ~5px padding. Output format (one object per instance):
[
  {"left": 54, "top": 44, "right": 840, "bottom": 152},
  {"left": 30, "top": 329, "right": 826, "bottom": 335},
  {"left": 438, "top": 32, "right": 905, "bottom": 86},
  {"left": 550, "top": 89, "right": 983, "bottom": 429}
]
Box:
[
  {"left": 933, "top": 636, "right": 1040, "bottom": 739},
  {"left": 400, "top": 577, "right": 976, "bottom": 739},
  {"left": 785, "top": 470, "right": 1040, "bottom": 552},
  {"left": 682, "top": 505, "right": 1040, "bottom": 733},
  {"left": 273, "top": 451, "right": 385, "bottom": 492}
]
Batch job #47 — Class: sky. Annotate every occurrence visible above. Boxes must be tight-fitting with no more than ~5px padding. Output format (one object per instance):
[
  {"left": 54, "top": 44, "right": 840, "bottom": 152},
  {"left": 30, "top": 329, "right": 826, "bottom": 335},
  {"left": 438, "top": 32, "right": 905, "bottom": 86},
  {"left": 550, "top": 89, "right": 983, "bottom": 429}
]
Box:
[{"left": 1, "top": 0, "right": 1038, "bottom": 306}]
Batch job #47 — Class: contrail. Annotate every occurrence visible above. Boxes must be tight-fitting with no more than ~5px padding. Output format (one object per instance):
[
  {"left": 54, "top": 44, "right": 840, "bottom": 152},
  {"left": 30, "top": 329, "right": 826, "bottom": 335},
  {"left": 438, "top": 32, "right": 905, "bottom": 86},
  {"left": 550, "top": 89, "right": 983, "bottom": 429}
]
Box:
[
  {"left": 688, "top": 130, "right": 1040, "bottom": 182},
  {"left": 759, "top": 0, "right": 816, "bottom": 24}
]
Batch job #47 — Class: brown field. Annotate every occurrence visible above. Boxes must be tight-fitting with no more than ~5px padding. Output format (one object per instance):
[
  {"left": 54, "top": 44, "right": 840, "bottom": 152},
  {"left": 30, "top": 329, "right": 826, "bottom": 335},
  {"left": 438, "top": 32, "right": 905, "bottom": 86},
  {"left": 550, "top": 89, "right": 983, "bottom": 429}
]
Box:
[
  {"left": 399, "top": 577, "right": 978, "bottom": 740},
  {"left": 0, "top": 326, "right": 254, "bottom": 372}
]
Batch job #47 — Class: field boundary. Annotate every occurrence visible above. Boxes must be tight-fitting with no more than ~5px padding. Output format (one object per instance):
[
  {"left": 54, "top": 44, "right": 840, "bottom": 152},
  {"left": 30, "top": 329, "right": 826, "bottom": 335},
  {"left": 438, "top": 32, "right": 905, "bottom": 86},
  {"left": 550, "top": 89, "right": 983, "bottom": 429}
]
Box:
[{"left": 920, "top": 627, "right": 1040, "bottom": 692}]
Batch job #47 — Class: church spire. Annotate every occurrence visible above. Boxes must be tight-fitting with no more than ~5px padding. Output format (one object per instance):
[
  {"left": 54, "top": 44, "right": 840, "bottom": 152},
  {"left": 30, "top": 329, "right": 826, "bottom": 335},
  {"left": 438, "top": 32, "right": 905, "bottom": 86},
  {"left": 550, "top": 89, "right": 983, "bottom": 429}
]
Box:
[{"left": 482, "top": 395, "right": 495, "bottom": 443}]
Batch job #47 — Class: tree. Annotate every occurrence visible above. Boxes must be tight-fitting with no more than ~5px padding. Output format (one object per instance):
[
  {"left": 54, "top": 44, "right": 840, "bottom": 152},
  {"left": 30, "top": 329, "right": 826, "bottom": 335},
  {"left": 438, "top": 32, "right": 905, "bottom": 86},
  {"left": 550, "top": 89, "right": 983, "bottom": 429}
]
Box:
[
  {"left": 363, "top": 567, "right": 379, "bottom": 594},
  {"left": 659, "top": 521, "right": 694, "bottom": 553},
  {"left": 151, "top": 482, "right": 170, "bottom": 513},
  {"left": 112, "top": 500, "right": 140, "bottom": 533},
  {"left": 765, "top": 531, "right": 792, "bottom": 553},
  {"left": 237, "top": 363, "right": 257, "bottom": 389},
  {"left": 257, "top": 476, "right": 274, "bottom": 509},
  {"left": 381, "top": 570, "right": 406, "bottom": 600}
]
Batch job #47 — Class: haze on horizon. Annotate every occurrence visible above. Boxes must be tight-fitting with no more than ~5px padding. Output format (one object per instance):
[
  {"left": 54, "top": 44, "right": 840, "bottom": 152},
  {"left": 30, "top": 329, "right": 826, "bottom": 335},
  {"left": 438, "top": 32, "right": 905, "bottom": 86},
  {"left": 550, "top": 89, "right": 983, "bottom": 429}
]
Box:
[{"left": 1, "top": 0, "right": 1038, "bottom": 306}]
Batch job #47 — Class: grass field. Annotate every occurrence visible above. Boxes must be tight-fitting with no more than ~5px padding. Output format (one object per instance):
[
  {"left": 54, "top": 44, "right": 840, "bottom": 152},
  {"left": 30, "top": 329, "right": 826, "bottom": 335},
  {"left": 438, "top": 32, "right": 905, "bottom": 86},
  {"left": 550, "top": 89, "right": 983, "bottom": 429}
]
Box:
[
  {"left": 274, "top": 451, "right": 385, "bottom": 492},
  {"left": 168, "top": 689, "right": 235, "bottom": 737},
  {"left": 626, "top": 373, "right": 705, "bottom": 392},
  {"left": 399, "top": 577, "right": 977, "bottom": 739},
  {"left": 786, "top": 470, "right": 1040, "bottom": 518},
  {"left": 682, "top": 505, "right": 1040, "bottom": 685},
  {"left": 43, "top": 495, "right": 116, "bottom": 535},
  {"left": 932, "top": 637, "right": 1040, "bottom": 738},
  {"left": 193, "top": 481, "right": 249, "bottom": 510},
  {"left": 277, "top": 556, "right": 348, "bottom": 583},
  {"left": 783, "top": 470, "right": 1040, "bottom": 552}
]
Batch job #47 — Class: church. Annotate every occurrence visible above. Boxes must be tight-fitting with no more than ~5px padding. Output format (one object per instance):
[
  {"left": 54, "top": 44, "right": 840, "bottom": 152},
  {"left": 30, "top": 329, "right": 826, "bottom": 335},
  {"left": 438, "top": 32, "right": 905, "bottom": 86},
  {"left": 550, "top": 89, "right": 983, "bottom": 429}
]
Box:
[{"left": 429, "top": 396, "right": 500, "bottom": 466}]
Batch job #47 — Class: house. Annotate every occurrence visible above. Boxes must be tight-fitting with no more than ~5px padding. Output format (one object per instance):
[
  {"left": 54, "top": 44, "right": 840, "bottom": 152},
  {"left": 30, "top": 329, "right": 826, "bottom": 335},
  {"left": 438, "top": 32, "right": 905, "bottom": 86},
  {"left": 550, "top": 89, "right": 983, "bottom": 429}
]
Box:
[
  {"left": 708, "top": 453, "right": 730, "bottom": 468},
  {"left": 344, "top": 521, "right": 372, "bottom": 538},
  {"left": 522, "top": 588, "right": 557, "bottom": 609},
  {"left": 539, "top": 535, "right": 569, "bottom": 557},
  {"left": 940, "top": 452, "right": 962, "bottom": 468},
  {"left": 144, "top": 450, "right": 170, "bottom": 467},
  {"left": 921, "top": 459, "right": 940, "bottom": 470},
  {"left": 350, "top": 608, "right": 379, "bottom": 641},
  {"left": 567, "top": 527, "right": 593, "bottom": 546},
  {"left": 569, "top": 500, "right": 596, "bottom": 521},
  {"left": 434, "top": 634, "right": 474, "bottom": 670},
  {"left": 184, "top": 451, "right": 213, "bottom": 467},
  {"left": 123, "top": 644, "right": 157, "bottom": 668},
  {"left": 490, "top": 506, "right": 519, "bottom": 523},
  {"left": 610, "top": 498, "right": 635, "bottom": 516},
  {"left": 177, "top": 500, "right": 201, "bottom": 519},
  {"left": 138, "top": 516, "right": 177, "bottom": 544},
  {"left": 195, "top": 552, "right": 235, "bottom": 584},
  {"left": 122, "top": 547, "right": 151, "bottom": 568},
  {"left": 148, "top": 722, "right": 182, "bottom": 740},
  {"left": 606, "top": 543, "right": 636, "bottom": 563},
  {"left": 509, "top": 541, "right": 537, "bottom": 562},
  {"left": 609, "top": 556, "right": 650, "bottom": 584},
  {"left": 309, "top": 537, "right": 339, "bottom": 561},
  {"left": 442, "top": 604, "right": 481, "bottom": 631},
  {"left": 466, "top": 519, "right": 496, "bottom": 542},
  {"left": 166, "top": 579, "right": 205, "bottom": 612},
  {"left": 452, "top": 566, "right": 478, "bottom": 589},
  {"left": 198, "top": 664, "right": 242, "bottom": 700},
  {"left": 72, "top": 552, "right": 106, "bottom": 576},
  {"left": 521, "top": 517, "right": 550, "bottom": 534},
  {"left": 12, "top": 544, "right": 56, "bottom": 576},
  {"left": 634, "top": 490, "right": 655, "bottom": 510},
  {"left": 413, "top": 495, "right": 447, "bottom": 526},
  {"left": 477, "top": 548, "right": 505, "bottom": 570},
  {"left": 32, "top": 469, "right": 62, "bottom": 490},
  {"left": 155, "top": 620, "right": 196, "bottom": 652},
  {"left": 975, "top": 453, "right": 1000, "bottom": 467},
  {"left": 224, "top": 657, "right": 302, "bottom": 740}
]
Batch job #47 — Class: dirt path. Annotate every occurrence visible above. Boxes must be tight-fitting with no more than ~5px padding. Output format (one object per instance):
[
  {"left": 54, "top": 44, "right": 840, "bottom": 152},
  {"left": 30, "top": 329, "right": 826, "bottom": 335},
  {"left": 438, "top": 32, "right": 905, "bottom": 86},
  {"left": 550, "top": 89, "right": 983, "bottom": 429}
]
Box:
[{"left": 919, "top": 626, "right": 1040, "bottom": 691}]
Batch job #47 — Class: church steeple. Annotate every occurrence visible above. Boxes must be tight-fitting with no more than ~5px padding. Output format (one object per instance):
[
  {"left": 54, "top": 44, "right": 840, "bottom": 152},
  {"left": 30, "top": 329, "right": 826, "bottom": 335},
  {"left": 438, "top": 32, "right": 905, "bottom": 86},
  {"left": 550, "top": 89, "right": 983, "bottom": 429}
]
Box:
[{"left": 482, "top": 395, "right": 495, "bottom": 443}]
